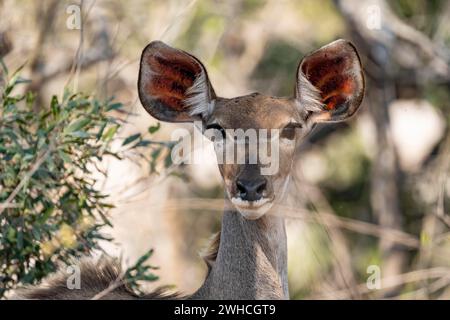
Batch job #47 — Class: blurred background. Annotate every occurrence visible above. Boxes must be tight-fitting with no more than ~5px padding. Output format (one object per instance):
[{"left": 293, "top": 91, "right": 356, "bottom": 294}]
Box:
[{"left": 1, "top": 0, "right": 449, "bottom": 299}]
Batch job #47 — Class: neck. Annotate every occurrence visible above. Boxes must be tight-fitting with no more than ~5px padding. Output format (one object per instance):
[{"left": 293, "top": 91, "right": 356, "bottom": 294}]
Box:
[{"left": 191, "top": 201, "right": 288, "bottom": 299}]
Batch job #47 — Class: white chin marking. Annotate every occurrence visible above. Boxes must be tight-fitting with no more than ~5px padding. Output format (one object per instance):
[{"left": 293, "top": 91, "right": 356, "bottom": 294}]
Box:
[{"left": 231, "top": 197, "right": 273, "bottom": 220}]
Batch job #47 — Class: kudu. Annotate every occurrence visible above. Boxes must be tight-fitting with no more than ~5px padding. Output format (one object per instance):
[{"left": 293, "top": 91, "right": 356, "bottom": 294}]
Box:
[{"left": 17, "top": 39, "right": 364, "bottom": 300}]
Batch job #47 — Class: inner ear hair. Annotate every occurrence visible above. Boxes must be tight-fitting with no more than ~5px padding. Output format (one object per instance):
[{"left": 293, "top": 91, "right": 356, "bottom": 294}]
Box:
[
  {"left": 296, "top": 70, "right": 325, "bottom": 115},
  {"left": 186, "top": 71, "right": 216, "bottom": 118}
]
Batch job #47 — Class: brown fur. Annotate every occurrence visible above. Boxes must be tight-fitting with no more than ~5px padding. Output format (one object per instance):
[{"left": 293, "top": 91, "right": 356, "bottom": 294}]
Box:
[{"left": 14, "top": 258, "right": 182, "bottom": 300}]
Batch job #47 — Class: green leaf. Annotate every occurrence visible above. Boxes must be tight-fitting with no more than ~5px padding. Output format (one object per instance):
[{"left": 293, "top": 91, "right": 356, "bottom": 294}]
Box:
[
  {"left": 151, "top": 148, "right": 162, "bottom": 160},
  {"left": 135, "top": 140, "right": 152, "bottom": 147},
  {"left": 122, "top": 133, "right": 141, "bottom": 146},
  {"left": 65, "top": 118, "right": 91, "bottom": 134},
  {"left": 102, "top": 125, "right": 119, "bottom": 141},
  {"left": 38, "top": 205, "right": 54, "bottom": 223},
  {"left": 25, "top": 91, "right": 36, "bottom": 108},
  {"left": 137, "top": 274, "right": 159, "bottom": 281},
  {"left": 15, "top": 77, "right": 31, "bottom": 85},
  {"left": 92, "top": 100, "right": 100, "bottom": 113},
  {"left": 7, "top": 228, "right": 16, "bottom": 242},
  {"left": 58, "top": 150, "right": 72, "bottom": 163},
  {"left": 106, "top": 102, "right": 123, "bottom": 111},
  {"left": 96, "top": 121, "right": 107, "bottom": 141},
  {"left": 68, "top": 131, "right": 90, "bottom": 138},
  {"left": 0, "top": 58, "right": 9, "bottom": 75},
  {"left": 134, "top": 249, "right": 154, "bottom": 267},
  {"left": 164, "top": 152, "right": 173, "bottom": 168},
  {"left": 148, "top": 122, "right": 160, "bottom": 134},
  {"left": 50, "top": 95, "right": 60, "bottom": 117}
]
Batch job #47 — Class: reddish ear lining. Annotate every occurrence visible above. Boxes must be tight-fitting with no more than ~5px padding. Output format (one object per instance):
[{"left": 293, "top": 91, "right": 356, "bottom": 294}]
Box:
[
  {"left": 324, "top": 95, "right": 347, "bottom": 112},
  {"left": 145, "top": 52, "right": 201, "bottom": 112},
  {"left": 296, "top": 40, "right": 364, "bottom": 122},
  {"left": 302, "top": 55, "right": 348, "bottom": 87},
  {"left": 302, "top": 55, "right": 356, "bottom": 113},
  {"left": 151, "top": 54, "right": 200, "bottom": 87},
  {"left": 139, "top": 41, "right": 217, "bottom": 122}
]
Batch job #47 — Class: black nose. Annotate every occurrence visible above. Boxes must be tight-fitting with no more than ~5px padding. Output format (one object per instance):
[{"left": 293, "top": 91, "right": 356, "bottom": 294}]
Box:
[{"left": 236, "top": 177, "right": 267, "bottom": 201}]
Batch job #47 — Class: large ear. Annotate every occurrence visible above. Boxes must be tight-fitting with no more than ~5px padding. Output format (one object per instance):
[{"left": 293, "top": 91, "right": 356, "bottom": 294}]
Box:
[
  {"left": 295, "top": 39, "right": 365, "bottom": 123},
  {"left": 138, "top": 41, "right": 216, "bottom": 122}
]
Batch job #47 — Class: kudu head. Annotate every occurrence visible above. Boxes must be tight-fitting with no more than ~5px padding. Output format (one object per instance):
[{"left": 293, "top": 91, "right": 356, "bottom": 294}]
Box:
[{"left": 138, "top": 40, "right": 364, "bottom": 220}]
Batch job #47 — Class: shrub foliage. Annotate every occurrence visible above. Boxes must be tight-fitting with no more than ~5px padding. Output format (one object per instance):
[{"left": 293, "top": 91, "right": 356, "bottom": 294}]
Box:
[{"left": 0, "top": 66, "right": 170, "bottom": 298}]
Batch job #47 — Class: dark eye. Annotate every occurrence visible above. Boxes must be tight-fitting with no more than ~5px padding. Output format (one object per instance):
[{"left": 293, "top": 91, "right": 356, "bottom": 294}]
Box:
[
  {"left": 206, "top": 123, "right": 226, "bottom": 140},
  {"left": 280, "top": 123, "right": 301, "bottom": 140}
]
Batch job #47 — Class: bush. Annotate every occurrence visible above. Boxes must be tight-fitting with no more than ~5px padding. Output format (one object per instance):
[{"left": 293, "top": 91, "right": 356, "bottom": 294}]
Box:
[{"left": 0, "top": 65, "right": 170, "bottom": 298}]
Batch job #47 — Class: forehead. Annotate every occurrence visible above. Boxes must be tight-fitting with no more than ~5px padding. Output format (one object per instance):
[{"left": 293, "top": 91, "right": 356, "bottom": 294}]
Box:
[{"left": 210, "top": 93, "right": 298, "bottom": 129}]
